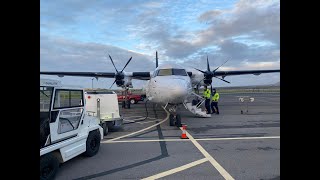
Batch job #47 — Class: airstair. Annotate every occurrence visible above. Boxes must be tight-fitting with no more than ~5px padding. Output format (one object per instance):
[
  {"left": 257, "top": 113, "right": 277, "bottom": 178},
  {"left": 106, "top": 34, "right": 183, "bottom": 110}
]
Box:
[{"left": 183, "top": 92, "right": 211, "bottom": 118}]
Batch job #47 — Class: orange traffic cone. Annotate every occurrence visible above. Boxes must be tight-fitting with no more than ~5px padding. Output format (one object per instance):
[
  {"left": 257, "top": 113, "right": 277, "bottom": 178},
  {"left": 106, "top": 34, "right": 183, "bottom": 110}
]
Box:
[{"left": 181, "top": 125, "right": 188, "bottom": 139}]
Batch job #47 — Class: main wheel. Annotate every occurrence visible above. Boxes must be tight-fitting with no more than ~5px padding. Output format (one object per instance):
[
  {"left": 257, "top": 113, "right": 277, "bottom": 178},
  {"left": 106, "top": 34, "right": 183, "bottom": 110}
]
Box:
[
  {"left": 169, "top": 114, "right": 175, "bottom": 126},
  {"left": 130, "top": 99, "right": 136, "bottom": 104},
  {"left": 40, "top": 153, "right": 59, "bottom": 180},
  {"left": 176, "top": 114, "right": 182, "bottom": 127},
  {"left": 84, "top": 130, "right": 101, "bottom": 157}
]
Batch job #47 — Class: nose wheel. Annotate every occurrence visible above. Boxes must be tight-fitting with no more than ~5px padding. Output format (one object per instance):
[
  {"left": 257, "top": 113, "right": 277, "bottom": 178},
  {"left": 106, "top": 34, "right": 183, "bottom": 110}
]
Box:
[
  {"left": 169, "top": 114, "right": 182, "bottom": 127},
  {"left": 168, "top": 105, "right": 181, "bottom": 127}
]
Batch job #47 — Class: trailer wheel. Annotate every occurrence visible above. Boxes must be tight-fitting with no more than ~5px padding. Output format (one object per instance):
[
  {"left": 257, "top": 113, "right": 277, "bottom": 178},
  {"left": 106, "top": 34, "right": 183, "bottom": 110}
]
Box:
[
  {"left": 40, "top": 153, "right": 59, "bottom": 180},
  {"left": 169, "top": 114, "right": 175, "bottom": 126},
  {"left": 103, "top": 123, "right": 109, "bottom": 136},
  {"left": 84, "top": 130, "right": 101, "bottom": 157}
]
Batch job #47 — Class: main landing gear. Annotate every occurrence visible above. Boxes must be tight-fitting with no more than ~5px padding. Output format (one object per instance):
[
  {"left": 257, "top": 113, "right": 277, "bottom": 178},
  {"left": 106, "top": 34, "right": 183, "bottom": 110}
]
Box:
[
  {"left": 168, "top": 105, "right": 182, "bottom": 127},
  {"left": 121, "top": 87, "right": 131, "bottom": 109}
]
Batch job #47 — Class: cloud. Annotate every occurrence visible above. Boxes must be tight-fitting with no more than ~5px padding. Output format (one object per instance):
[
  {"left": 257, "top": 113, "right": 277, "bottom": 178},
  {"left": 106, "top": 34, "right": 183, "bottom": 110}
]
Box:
[
  {"left": 40, "top": 0, "right": 280, "bottom": 88},
  {"left": 219, "top": 60, "right": 280, "bottom": 71},
  {"left": 40, "top": 35, "right": 156, "bottom": 88},
  {"left": 197, "top": 0, "right": 280, "bottom": 46},
  {"left": 126, "top": 0, "right": 279, "bottom": 65},
  {"left": 198, "top": 10, "right": 223, "bottom": 23}
]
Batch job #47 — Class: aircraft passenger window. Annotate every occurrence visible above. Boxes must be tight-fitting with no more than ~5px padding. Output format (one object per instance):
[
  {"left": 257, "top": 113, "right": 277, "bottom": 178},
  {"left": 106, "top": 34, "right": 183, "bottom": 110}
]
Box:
[
  {"left": 157, "top": 69, "right": 172, "bottom": 76},
  {"left": 172, "top": 69, "right": 187, "bottom": 76}
]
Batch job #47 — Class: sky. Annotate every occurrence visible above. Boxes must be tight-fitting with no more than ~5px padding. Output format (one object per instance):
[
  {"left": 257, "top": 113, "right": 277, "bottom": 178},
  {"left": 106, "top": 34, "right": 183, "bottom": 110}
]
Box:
[{"left": 40, "top": 0, "right": 280, "bottom": 89}]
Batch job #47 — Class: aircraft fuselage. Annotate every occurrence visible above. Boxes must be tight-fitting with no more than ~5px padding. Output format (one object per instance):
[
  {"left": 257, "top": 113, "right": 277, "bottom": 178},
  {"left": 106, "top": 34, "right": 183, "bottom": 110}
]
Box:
[
  {"left": 146, "top": 75, "right": 192, "bottom": 105},
  {"left": 144, "top": 65, "right": 194, "bottom": 105}
]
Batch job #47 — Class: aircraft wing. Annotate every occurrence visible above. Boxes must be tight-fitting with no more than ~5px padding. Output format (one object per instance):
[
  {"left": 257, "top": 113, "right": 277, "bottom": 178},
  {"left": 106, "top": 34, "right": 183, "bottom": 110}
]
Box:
[
  {"left": 213, "top": 69, "right": 280, "bottom": 77},
  {"left": 129, "top": 72, "right": 151, "bottom": 80},
  {"left": 40, "top": 71, "right": 151, "bottom": 80}
]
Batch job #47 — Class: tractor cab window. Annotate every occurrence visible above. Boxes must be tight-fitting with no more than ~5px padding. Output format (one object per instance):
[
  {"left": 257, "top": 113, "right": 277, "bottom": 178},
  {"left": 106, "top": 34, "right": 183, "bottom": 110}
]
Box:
[
  {"left": 54, "top": 90, "right": 83, "bottom": 109},
  {"left": 40, "top": 86, "right": 53, "bottom": 148},
  {"left": 53, "top": 89, "right": 84, "bottom": 134},
  {"left": 40, "top": 86, "right": 53, "bottom": 112}
]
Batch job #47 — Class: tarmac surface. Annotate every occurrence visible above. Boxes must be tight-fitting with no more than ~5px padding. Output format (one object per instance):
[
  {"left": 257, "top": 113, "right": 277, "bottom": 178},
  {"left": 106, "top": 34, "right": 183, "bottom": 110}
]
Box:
[{"left": 55, "top": 93, "right": 280, "bottom": 180}]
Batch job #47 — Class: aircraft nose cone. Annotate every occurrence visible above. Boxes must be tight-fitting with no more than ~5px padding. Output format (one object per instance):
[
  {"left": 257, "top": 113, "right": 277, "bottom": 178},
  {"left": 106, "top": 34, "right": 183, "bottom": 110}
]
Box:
[
  {"left": 165, "top": 79, "right": 190, "bottom": 103},
  {"left": 171, "top": 82, "right": 188, "bottom": 98},
  {"left": 153, "top": 78, "right": 191, "bottom": 104}
]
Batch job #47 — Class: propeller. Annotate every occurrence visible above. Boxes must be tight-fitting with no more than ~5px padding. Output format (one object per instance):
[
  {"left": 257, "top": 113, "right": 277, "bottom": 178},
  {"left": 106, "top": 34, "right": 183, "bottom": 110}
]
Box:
[
  {"left": 193, "top": 55, "right": 230, "bottom": 94},
  {"left": 109, "top": 80, "right": 116, "bottom": 89},
  {"left": 156, "top": 51, "right": 158, "bottom": 68},
  {"left": 108, "top": 54, "right": 133, "bottom": 89},
  {"left": 214, "top": 76, "right": 230, "bottom": 83}
]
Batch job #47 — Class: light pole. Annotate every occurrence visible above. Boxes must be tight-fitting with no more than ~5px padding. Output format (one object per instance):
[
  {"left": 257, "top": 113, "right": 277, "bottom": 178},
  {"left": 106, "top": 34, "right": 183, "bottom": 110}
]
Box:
[{"left": 91, "top": 78, "right": 94, "bottom": 89}]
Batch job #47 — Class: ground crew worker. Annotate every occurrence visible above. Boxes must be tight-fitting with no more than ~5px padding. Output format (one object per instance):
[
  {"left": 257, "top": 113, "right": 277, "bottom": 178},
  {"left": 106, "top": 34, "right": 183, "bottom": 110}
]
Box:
[
  {"left": 211, "top": 88, "right": 220, "bottom": 114},
  {"left": 203, "top": 86, "right": 211, "bottom": 114}
]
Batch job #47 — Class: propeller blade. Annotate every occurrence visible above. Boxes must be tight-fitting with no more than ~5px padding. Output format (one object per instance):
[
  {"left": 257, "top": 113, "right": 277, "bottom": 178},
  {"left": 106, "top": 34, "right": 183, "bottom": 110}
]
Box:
[
  {"left": 214, "top": 76, "right": 230, "bottom": 83},
  {"left": 194, "top": 68, "right": 206, "bottom": 74},
  {"left": 212, "top": 60, "right": 229, "bottom": 72},
  {"left": 156, "top": 51, "right": 158, "bottom": 68},
  {"left": 109, "top": 79, "right": 116, "bottom": 89},
  {"left": 207, "top": 55, "right": 210, "bottom": 71},
  {"left": 108, "top": 54, "right": 119, "bottom": 73},
  {"left": 120, "top": 57, "right": 132, "bottom": 73},
  {"left": 210, "top": 83, "right": 213, "bottom": 97}
]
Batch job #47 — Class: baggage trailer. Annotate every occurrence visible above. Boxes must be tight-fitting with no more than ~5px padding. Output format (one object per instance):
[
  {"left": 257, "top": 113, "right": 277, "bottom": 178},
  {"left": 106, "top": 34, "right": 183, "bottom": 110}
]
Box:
[
  {"left": 40, "top": 79, "right": 103, "bottom": 180},
  {"left": 84, "top": 91, "right": 123, "bottom": 136}
]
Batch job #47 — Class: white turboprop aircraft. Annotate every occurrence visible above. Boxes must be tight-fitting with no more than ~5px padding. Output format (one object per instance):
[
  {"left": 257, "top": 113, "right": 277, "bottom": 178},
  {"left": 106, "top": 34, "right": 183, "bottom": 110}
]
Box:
[{"left": 41, "top": 52, "right": 280, "bottom": 126}]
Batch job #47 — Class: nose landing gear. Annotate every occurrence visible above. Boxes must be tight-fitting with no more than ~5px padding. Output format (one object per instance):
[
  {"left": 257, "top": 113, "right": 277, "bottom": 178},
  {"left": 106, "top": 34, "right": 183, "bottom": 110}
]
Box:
[{"left": 168, "top": 105, "right": 182, "bottom": 127}]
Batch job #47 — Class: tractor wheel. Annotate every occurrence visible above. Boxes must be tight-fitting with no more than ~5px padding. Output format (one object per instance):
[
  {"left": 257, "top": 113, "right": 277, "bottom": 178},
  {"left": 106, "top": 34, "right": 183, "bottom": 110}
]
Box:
[
  {"left": 84, "top": 130, "right": 101, "bottom": 157},
  {"left": 40, "top": 153, "right": 59, "bottom": 180}
]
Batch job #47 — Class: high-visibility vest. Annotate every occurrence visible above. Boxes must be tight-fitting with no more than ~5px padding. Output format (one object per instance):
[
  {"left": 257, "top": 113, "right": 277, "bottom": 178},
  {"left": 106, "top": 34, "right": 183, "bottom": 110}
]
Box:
[
  {"left": 212, "top": 92, "right": 219, "bottom": 102},
  {"left": 203, "top": 89, "right": 211, "bottom": 99}
]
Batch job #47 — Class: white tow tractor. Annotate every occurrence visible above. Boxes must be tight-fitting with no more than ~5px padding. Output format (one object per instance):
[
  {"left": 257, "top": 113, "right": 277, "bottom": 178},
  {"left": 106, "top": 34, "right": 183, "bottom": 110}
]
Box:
[
  {"left": 40, "top": 79, "right": 103, "bottom": 180},
  {"left": 84, "top": 91, "right": 123, "bottom": 136}
]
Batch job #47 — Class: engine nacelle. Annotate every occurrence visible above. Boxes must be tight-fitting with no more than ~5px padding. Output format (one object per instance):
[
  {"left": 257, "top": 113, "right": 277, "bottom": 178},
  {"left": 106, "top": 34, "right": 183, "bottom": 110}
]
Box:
[
  {"left": 119, "top": 77, "right": 132, "bottom": 88},
  {"left": 203, "top": 79, "right": 212, "bottom": 85}
]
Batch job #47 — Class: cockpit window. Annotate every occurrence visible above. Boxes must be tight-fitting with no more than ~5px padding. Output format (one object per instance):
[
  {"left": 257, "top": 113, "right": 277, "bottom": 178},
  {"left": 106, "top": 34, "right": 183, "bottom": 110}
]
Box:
[
  {"left": 157, "top": 69, "right": 172, "bottom": 76},
  {"left": 157, "top": 68, "right": 187, "bottom": 76},
  {"left": 172, "top": 69, "right": 187, "bottom": 76}
]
